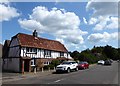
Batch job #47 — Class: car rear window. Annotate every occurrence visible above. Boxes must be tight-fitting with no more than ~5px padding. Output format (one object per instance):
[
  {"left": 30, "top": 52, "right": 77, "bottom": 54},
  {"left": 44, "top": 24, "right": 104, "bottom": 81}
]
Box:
[{"left": 79, "top": 62, "right": 88, "bottom": 64}]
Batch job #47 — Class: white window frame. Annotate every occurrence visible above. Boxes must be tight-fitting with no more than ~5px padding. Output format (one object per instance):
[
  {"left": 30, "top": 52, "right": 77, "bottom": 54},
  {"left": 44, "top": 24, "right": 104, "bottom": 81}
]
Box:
[
  {"left": 31, "top": 59, "right": 35, "bottom": 66},
  {"left": 60, "top": 52, "right": 64, "bottom": 57},
  {"left": 26, "top": 48, "right": 37, "bottom": 54},
  {"left": 45, "top": 50, "right": 51, "bottom": 57}
]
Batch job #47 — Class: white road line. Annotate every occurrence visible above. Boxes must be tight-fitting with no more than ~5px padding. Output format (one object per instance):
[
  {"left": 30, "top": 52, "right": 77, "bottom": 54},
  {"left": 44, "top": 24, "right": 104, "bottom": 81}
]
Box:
[{"left": 54, "top": 79, "right": 61, "bottom": 83}]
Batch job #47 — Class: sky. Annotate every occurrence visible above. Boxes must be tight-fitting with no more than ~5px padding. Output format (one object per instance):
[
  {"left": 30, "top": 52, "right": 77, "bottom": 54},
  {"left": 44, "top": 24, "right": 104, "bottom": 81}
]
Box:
[{"left": 0, "top": 0, "right": 119, "bottom": 52}]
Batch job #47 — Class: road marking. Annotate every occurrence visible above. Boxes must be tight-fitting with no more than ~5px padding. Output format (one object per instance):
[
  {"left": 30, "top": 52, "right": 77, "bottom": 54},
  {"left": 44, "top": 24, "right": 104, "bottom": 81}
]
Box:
[{"left": 54, "top": 80, "right": 61, "bottom": 83}]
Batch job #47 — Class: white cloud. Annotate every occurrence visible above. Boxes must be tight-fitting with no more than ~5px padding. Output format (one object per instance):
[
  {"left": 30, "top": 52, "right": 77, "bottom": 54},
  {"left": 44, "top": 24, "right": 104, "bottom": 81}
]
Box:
[
  {"left": 86, "top": 0, "right": 118, "bottom": 31},
  {"left": 93, "top": 16, "right": 109, "bottom": 31},
  {"left": 86, "top": 0, "right": 118, "bottom": 17},
  {"left": 92, "top": 16, "right": 118, "bottom": 31},
  {"left": 18, "top": 6, "right": 88, "bottom": 50},
  {"left": 83, "top": 17, "right": 87, "bottom": 24},
  {"left": 0, "top": 3, "right": 20, "bottom": 22},
  {"left": 89, "top": 17, "right": 97, "bottom": 25},
  {"left": 0, "top": 0, "right": 10, "bottom": 4},
  {"left": 106, "top": 17, "right": 118, "bottom": 29},
  {"left": 88, "top": 32, "right": 118, "bottom": 43}
]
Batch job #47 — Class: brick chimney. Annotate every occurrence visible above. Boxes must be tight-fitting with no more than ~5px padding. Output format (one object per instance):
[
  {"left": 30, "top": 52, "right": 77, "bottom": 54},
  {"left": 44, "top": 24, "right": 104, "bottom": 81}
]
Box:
[{"left": 33, "top": 30, "right": 38, "bottom": 37}]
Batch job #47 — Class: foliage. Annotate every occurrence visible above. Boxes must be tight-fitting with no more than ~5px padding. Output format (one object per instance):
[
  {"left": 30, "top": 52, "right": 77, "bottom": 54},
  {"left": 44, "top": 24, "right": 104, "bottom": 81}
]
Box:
[
  {"left": 102, "top": 45, "right": 118, "bottom": 60},
  {"left": 70, "top": 45, "right": 119, "bottom": 64},
  {"left": 70, "top": 51, "right": 80, "bottom": 61},
  {"left": 50, "top": 59, "right": 60, "bottom": 67},
  {"left": 43, "top": 64, "right": 54, "bottom": 70}
]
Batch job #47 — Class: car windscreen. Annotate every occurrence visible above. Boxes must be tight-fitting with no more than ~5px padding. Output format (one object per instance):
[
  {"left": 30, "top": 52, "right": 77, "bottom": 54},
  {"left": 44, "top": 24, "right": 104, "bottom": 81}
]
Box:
[
  {"left": 78, "top": 62, "right": 85, "bottom": 64},
  {"left": 62, "top": 62, "right": 72, "bottom": 64}
]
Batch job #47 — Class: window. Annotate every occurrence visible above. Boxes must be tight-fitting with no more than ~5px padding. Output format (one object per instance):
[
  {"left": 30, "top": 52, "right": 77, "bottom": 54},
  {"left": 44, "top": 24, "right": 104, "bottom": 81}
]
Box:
[
  {"left": 30, "top": 48, "right": 32, "bottom": 52},
  {"left": 33, "top": 48, "right": 37, "bottom": 52},
  {"left": 44, "top": 61, "right": 49, "bottom": 65},
  {"left": 44, "top": 50, "right": 51, "bottom": 57},
  {"left": 31, "top": 59, "right": 35, "bottom": 66},
  {"left": 26, "top": 48, "right": 37, "bottom": 53},
  {"left": 26, "top": 48, "right": 29, "bottom": 52},
  {"left": 60, "top": 52, "right": 64, "bottom": 57}
]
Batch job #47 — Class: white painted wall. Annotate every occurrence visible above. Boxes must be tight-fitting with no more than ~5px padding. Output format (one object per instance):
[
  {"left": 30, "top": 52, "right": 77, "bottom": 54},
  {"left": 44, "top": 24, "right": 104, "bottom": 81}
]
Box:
[
  {"left": 21, "top": 48, "right": 44, "bottom": 58},
  {"left": 20, "top": 47, "right": 71, "bottom": 59},
  {"left": 3, "top": 58, "right": 20, "bottom": 72},
  {"left": 51, "top": 51, "right": 60, "bottom": 58}
]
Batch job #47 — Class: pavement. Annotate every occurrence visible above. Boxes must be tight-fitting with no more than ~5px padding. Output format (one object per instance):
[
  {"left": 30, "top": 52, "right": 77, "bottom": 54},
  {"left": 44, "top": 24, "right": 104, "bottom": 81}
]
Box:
[{"left": 2, "top": 70, "right": 55, "bottom": 83}]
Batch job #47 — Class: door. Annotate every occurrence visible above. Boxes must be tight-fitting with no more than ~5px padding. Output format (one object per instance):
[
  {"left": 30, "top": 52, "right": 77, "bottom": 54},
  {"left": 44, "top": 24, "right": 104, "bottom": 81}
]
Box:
[{"left": 24, "top": 60, "right": 30, "bottom": 72}]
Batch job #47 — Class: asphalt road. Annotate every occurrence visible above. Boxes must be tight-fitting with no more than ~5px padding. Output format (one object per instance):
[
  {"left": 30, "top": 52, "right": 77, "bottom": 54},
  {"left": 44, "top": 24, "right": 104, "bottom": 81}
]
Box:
[{"left": 2, "top": 61, "right": 119, "bottom": 85}]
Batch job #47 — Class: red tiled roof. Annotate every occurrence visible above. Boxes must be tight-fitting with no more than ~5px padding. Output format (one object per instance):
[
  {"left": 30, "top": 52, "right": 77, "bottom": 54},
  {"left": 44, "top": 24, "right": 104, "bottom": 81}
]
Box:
[{"left": 15, "top": 33, "right": 68, "bottom": 52}]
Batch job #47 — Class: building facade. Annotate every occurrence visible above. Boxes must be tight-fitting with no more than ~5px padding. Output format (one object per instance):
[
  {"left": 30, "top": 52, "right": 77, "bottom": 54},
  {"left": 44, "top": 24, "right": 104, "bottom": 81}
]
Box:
[{"left": 3, "top": 30, "right": 72, "bottom": 73}]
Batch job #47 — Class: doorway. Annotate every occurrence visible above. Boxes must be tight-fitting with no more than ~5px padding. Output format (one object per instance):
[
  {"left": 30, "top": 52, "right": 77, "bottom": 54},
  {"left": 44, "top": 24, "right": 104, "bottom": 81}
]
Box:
[{"left": 24, "top": 60, "right": 30, "bottom": 72}]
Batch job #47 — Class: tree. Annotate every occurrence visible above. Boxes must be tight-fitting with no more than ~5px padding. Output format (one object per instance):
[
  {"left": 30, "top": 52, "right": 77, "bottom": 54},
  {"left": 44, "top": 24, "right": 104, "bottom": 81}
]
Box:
[
  {"left": 50, "top": 59, "right": 60, "bottom": 67},
  {"left": 70, "top": 51, "right": 80, "bottom": 61},
  {"left": 103, "top": 45, "right": 118, "bottom": 60},
  {"left": 70, "top": 45, "right": 119, "bottom": 64}
]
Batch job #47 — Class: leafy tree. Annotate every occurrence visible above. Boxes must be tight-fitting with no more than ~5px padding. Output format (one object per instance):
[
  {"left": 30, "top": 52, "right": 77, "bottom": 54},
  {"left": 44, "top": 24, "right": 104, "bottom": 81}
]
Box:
[
  {"left": 70, "top": 51, "right": 80, "bottom": 61},
  {"left": 70, "top": 45, "right": 119, "bottom": 64},
  {"left": 50, "top": 59, "right": 60, "bottom": 67},
  {"left": 103, "top": 45, "right": 118, "bottom": 60}
]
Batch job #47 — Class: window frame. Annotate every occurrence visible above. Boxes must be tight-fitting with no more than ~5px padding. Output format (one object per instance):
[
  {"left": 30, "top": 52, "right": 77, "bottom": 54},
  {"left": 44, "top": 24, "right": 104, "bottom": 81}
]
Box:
[
  {"left": 60, "top": 52, "right": 64, "bottom": 57},
  {"left": 31, "top": 59, "right": 35, "bottom": 66},
  {"left": 44, "top": 50, "right": 51, "bottom": 57},
  {"left": 26, "top": 47, "right": 37, "bottom": 54}
]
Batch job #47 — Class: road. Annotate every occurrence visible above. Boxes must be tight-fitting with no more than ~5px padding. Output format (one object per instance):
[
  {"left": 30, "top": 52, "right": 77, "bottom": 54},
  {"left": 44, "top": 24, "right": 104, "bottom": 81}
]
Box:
[{"left": 2, "top": 61, "right": 119, "bottom": 85}]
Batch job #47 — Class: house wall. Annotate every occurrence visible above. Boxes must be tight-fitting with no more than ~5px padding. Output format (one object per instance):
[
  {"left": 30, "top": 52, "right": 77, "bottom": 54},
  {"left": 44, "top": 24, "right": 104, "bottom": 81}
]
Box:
[
  {"left": 9, "top": 47, "right": 20, "bottom": 57},
  {"left": 8, "top": 38, "right": 20, "bottom": 57},
  {"left": 3, "top": 58, "right": 20, "bottom": 72},
  {"left": 51, "top": 51, "right": 60, "bottom": 58},
  {"left": 0, "top": 44, "right": 2, "bottom": 58},
  {"left": 21, "top": 48, "right": 44, "bottom": 58},
  {"left": 20, "top": 47, "right": 68, "bottom": 59},
  {"left": 10, "top": 38, "right": 19, "bottom": 46}
]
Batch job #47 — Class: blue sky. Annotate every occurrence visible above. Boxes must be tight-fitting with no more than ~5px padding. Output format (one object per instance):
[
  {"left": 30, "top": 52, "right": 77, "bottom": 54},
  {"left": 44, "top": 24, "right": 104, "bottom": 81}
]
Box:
[{"left": 1, "top": 1, "right": 118, "bottom": 52}]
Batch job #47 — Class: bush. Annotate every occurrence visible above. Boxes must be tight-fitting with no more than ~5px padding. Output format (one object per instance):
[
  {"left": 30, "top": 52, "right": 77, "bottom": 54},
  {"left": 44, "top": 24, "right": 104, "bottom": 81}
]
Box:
[
  {"left": 50, "top": 59, "right": 60, "bottom": 67},
  {"left": 48, "top": 64, "right": 54, "bottom": 69},
  {"left": 43, "top": 65, "right": 49, "bottom": 70}
]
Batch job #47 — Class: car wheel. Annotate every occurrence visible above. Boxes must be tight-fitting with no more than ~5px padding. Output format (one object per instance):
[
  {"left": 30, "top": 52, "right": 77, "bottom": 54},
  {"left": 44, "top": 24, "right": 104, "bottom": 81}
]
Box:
[
  {"left": 75, "top": 67, "right": 78, "bottom": 71},
  {"left": 67, "top": 68, "right": 70, "bottom": 73}
]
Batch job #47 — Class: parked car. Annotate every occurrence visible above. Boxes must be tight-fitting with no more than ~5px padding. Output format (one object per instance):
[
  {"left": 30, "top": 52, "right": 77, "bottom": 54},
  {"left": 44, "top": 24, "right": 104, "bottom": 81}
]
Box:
[
  {"left": 97, "top": 60, "right": 105, "bottom": 65},
  {"left": 117, "top": 60, "right": 120, "bottom": 62},
  {"left": 109, "top": 59, "right": 113, "bottom": 63},
  {"left": 78, "top": 62, "right": 89, "bottom": 69},
  {"left": 56, "top": 61, "right": 78, "bottom": 73},
  {"left": 104, "top": 60, "right": 112, "bottom": 65}
]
